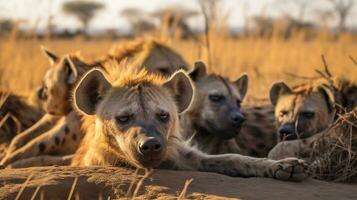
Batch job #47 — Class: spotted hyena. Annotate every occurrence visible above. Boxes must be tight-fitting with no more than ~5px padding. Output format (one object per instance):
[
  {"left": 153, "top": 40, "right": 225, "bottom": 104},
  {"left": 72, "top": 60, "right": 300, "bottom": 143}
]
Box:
[
  {"left": 181, "top": 61, "right": 276, "bottom": 157},
  {"left": 71, "top": 65, "right": 308, "bottom": 182},
  {"left": 108, "top": 37, "right": 188, "bottom": 76},
  {"left": 269, "top": 81, "right": 336, "bottom": 142},
  {"left": 268, "top": 79, "right": 357, "bottom": 160},
  {"left": 2, "top": 39, "right": 190, "bottom": 167},
  {"left": 0, "top": 47, "right": 91, "bottom": 167}
]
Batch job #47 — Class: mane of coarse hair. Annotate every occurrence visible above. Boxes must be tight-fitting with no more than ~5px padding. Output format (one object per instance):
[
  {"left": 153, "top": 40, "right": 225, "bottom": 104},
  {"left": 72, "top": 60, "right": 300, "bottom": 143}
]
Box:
[
  {"left": 291, "top": 79, "right": 332, "bottom": 95},
  {"left": 102, "top": 59, "right": 167, "bottom": 87},
  {"left": 107, "top": 37, "right": 169, "bottom": 62},
  {"left": 62, "top": 52, "right": 103, "bottom": 69}
]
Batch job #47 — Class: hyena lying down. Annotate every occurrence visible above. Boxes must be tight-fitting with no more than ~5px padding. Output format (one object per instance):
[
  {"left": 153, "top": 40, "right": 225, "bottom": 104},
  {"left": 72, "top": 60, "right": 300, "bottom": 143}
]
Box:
[
  {"left": 182, "top": 61, "right": 276, "bottom": 157},
  {"left": 0, "top": 48, "right": 90, "bottom": 167},
  {"left": 268, "top": 80, "right": 357, "bottom": 160},
  {"left": 0, "top": 90, "right": 43, "bottom": 160},
  {"left": 1, "top": 39, "right": 190, "bottom": 167},
  {"left": 71, "top": 66, "right": 308, "bottom": 181}
]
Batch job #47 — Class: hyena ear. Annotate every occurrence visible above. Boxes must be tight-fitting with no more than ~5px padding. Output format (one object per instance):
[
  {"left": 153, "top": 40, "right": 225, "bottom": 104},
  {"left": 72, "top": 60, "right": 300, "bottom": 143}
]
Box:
[
  {"left": 189, "top": 61, "right": 207, "bottom": 81},
  {"left": 270, "top": 82, "right": 292, "bottom": 106},
  {"left": 74, "top": 69, "right": 111, "bottom": 115},
  {"left": 164, "top": 71, "right": 194, "bottom": 113},
  {"left": 62, "top": 56, "right": 78, "bottom": 84},
  {"left": 317, "top": 84, "right": 335, "bottom": 113},
  {"left": 41, "top": 45, "right": 58, "bottom": 65},
  {"left": 233, "top": 73, "right": 248, "bottom": 100}
]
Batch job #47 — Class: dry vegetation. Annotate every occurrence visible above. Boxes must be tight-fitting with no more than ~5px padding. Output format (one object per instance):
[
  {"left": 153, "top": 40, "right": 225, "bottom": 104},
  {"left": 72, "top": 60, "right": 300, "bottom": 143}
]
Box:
[
  {"left": 310, "top": 109, "right": 357, "bottom": 183},
  {"left": 0, "top": 30, "right": 356, "bottom": 101}
]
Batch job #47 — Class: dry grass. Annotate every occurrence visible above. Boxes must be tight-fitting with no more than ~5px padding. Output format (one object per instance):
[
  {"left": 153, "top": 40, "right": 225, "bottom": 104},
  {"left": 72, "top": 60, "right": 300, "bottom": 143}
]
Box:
[
  {"left": 0, "top": 31, "right": 356, "bottom": 100},
  {"left": 311, "top": 109, "right": 357, "bottom": 183}
]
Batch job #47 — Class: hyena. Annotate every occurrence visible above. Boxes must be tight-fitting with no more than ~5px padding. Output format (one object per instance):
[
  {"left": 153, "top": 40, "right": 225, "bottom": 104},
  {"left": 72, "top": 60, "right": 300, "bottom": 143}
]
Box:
[
  {"left": 181, "top": 62, "right": 277, "bottom": 157},
  {"left": 71, "top": 65, "right": 308, "bottom": 182},
  {"left": 268, "top": 108, "right": 356, "bottom": 161},
  {"left": 0, "top": 47, "right": 94, "bottom": 166},
  {"left": 269, "top": 81, "right": 336, "bottom": 142},
  {"left": 268, "top": 79, "right": 357, "bottom": 160},
  {"left": 107, "top": 37, "right": 188, "bottom": 76},
  {"left": 0, "top": 90, "right": 43, "bottom": 159},
  {"left": 2, "top": 38, "right": 190, "bottom": 167}
]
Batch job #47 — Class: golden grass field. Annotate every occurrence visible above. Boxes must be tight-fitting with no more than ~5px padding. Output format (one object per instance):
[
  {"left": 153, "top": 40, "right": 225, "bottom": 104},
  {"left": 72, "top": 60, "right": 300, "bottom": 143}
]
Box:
[{"left": 0, "top": 31, "right": 356, "bottom": 101}]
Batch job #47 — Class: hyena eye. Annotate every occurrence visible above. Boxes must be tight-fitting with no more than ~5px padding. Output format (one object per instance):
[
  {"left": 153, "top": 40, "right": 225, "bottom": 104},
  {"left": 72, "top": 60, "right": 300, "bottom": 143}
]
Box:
[
  {"left": 279, "top": 110, "right": 288, "bottom": 117},
  {"left": 157, "top": 67, "right": 170, "bottom": 75},
  {"left": 236, "top": 99, "right": 242, "bottom": 107},
  {"left": 115, "top": 114, "right": 132, "bottom": 124},
  {"left": 37, "top": 86, "right": 48, "bottom": 100},
  {"left": 209, "top": 94, "right": 225, "bottom": 102},
  {"left": 157, "top": 112, "right": 170, "bottom": 123},
  {"left": 300, "top": 111, "right": 315, "bottom": 119}
]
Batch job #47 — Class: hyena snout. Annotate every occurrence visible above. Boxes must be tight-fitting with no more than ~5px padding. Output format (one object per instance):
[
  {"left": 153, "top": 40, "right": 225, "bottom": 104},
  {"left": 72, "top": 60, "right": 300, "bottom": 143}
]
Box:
[
  {"left": 139, "top": 137, "right": 163, "bottom": 155},
  {"left": 229, "top": 111, "right": 246, "bottom": 126},
  {"left": 278, "top": 123, "right": 297, "bottom": 141}
]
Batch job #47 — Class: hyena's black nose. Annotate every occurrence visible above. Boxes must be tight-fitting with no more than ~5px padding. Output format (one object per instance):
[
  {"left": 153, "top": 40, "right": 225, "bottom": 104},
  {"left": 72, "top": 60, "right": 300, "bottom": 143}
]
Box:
[
  {"left": 139, "top": 138, "right": 162, "bottom": 155},
  {"left": 279, "top": 124, "right": 295, "bottom": 140},
  {"left": 230, "top": 112, "right": 246, "bottom": 125}
]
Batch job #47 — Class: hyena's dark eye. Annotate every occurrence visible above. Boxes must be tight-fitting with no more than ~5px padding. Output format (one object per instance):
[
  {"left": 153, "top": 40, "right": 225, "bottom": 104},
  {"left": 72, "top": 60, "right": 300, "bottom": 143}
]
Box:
[
  {"left": 37, "top": 86, "right": 48, "bottom": 100},
  {"left": 157, "top": 67, "right": 170, "bottom": 75},
  {"left": 115, "top": 114, "right": 132, "bottom": 124},
  {"left": 209, "top": 94, "right": 225, "bottom": 102},
  {"left": 157, "top": 112, "right": 170, "bottom": 123},
  {"left": 279, "top": 110, "right": 288, "bottom": 117},
  {"left": 236, "top": 99, "right": 242, "bottom": 107},
  {"left": 300, "top": 111, "right": 315, "bottom": 119}
]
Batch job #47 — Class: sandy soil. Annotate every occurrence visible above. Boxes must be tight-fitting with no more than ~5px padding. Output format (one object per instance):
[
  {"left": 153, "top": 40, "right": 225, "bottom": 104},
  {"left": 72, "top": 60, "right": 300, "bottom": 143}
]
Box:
[{"left": 0, "top": 166, "right": 356, "bottom": 200}]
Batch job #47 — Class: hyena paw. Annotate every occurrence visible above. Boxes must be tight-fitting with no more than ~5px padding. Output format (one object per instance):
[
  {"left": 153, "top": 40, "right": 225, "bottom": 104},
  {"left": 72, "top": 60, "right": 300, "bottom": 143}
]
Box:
[{"left": 271, "top": 158, "right": 309, "bottom": 181}]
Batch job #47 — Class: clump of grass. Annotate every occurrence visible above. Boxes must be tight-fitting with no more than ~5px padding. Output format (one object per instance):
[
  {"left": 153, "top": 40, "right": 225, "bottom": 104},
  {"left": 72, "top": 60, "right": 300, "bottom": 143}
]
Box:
[{"left": 310, "top": 109, "right": 357, "bottom": 183}]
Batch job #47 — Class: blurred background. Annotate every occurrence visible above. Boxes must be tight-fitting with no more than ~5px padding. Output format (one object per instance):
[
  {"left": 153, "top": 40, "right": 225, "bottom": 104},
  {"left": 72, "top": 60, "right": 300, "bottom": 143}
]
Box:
[{"left": 0, "top": 0, "right": 356, "bottom": 100}]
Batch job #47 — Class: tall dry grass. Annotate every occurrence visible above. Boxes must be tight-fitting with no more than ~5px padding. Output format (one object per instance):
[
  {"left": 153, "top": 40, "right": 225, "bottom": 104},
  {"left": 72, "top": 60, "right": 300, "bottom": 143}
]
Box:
[{"left": 0, "top": 31, "right": 356, "bottom": 100}]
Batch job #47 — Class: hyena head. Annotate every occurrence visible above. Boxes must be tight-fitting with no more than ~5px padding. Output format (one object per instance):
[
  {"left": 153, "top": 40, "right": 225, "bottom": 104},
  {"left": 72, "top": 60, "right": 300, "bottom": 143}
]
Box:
[
  {"left": 37, "top": 47, "right": 91, "bottom": 115},
  {"left": 109, "top": 38, "right": 188, "bottom": 76},
  {"left": 74, "top": 68, "right": 194, "bottom": 168},
  {"left": 187, "top": 61, "right": 248, "bottom": 139},
  {"left": 270, "top": 81, "right": 335, "bottom": 141}
]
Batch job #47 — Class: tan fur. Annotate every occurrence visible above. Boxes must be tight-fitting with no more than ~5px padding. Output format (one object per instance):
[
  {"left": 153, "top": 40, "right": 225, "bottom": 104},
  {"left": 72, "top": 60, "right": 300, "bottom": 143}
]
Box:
[
  {"left": 71, "top": 63, "right": 308, "bottom": 182},
  {"left": 270, "top": 81, "right": 336, "bottom": 141},
  {"left": 0, "top": 90, "right": 43, "bottom": 159},
  {"left": 269, "top": 108, "right": 357, "bottom": 160},
  {"left": 2, "top": 39, "right": 188, "bottom": 168},
  {"left": 107, "top": 38, "right": 188, "bottom": 76},
  {"left": 269, "top": 79, "right": 357, "bottom": 160},
  {"left": 1, "top": 50, "right": 94, "bottom": 167}
]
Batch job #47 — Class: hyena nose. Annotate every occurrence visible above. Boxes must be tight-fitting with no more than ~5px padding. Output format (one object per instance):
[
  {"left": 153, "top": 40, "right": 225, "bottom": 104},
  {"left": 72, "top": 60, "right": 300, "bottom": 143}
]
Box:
[
  {"left": 230, "top": 112, "right": 246, "bottom": 125},
  {"left": 139, "top": 138, "right": 162, "bottom": 155},
  {"left": 279, "top": 125, "right": 295, "bottom": 140}
]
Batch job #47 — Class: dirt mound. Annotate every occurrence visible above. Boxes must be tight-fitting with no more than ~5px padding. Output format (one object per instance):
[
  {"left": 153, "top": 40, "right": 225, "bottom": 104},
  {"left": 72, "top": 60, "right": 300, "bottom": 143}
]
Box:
[{"left": 0, "top": 166, "right": 356, "bottom": 199}]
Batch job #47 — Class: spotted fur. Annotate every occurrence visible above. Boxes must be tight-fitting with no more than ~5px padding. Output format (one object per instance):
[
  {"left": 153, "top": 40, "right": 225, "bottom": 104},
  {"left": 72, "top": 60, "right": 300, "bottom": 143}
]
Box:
[
  {"left": 181, "top": 62, "right": 276, "bottom": 157},
  {"left": 71, "top": 64, "right": 308, "bottom": 182},
  {"left": 268, "top": 79, "right": 357, "bottom": 160}
]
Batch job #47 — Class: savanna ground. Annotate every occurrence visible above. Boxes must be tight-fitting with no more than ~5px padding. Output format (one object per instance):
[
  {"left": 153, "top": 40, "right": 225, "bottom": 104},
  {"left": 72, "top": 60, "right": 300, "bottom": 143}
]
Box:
[{"left": 0, "top": 31, "right": 357, "bottom": 199}]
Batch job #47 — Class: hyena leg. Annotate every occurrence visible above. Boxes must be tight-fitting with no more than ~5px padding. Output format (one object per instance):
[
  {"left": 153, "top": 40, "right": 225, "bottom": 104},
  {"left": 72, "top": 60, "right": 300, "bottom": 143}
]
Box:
[
  {"left": 0, "top": 115, "right": 81, "bottom": 166},
  {"left": 6, "top": 114, "right": 60, "bottom": 153},
  {"left": 7, "top": 155, "right": 73, "bottom": 168},
  {"left": 268, "top": 133, "right": 323, "bottom": 160},
  {"left": 165, "top": 142, "right": 308, "bottom": 181}
]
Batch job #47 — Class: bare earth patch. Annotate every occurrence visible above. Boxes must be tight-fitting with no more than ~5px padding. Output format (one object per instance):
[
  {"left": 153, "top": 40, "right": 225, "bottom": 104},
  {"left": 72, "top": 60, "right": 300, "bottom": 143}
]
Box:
[{"left": 0, "top": 166, "right": 356, "bottom": 199}]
